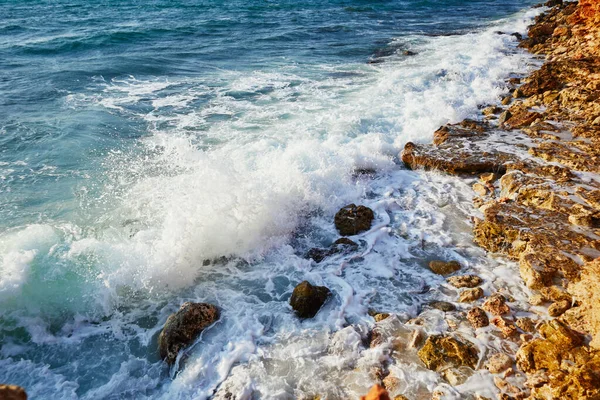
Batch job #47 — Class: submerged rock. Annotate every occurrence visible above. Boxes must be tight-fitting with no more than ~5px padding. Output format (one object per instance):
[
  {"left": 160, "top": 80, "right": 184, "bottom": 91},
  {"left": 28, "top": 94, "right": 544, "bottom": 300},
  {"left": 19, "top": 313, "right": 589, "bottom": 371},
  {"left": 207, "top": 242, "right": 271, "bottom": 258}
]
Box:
[
  {"left": 306, "top": 238, "right": 358, "bottom": 263},
  {"left": 486, "top": 353, "right": 513, "bottom": 374},
  {"left": 334, "top": 204, "right": 374, "bottom": 236},
  {"left": 428, "top": 260, "right": 461, "bottom": 275},
  {"left": 290, "top": 281, "right": 331, "bottom": 318},
  {"left": 428, "top": 301, "right": 456, "bottom": 312},
  {"left": 417, "top": 335, "right": 478, "bottom": 372},
  {"left": 0, "top": 385, "right": 27, "bottom": 400},
  {"left": 158, "top": 302, "right": 220, "bottom": 365},
  {"left": 458, "top": 287, "right": 484, "bottom": 303}
]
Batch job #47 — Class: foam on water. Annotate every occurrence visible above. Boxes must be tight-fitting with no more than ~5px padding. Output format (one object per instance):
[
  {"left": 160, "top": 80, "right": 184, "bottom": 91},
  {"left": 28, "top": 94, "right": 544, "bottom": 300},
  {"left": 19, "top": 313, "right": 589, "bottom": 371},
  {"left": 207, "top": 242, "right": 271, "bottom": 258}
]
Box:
[{"left": 0, "top": 7, "right": 543, "bottom": 400}]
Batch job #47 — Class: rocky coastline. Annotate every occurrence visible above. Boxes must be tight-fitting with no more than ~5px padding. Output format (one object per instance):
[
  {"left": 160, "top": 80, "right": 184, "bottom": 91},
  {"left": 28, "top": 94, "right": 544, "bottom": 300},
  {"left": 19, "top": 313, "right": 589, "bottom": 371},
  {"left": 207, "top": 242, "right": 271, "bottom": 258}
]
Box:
[
  {"left": 157, "top": 1, "right": 600, "bottom": 398},
  {"left": 398, "top": 0, "right": 600, "bottom": 398},
  {"left": 4, "top": 2, "right": 599, "bottom": 399}
]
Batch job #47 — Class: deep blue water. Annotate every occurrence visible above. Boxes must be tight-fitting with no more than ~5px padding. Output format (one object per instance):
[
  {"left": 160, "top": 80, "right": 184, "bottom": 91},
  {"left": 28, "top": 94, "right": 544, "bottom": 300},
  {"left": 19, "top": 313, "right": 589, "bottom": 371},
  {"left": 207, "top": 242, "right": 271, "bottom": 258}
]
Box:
[{"left": 0, "top": 1, "right": 538, "bottom": 399}]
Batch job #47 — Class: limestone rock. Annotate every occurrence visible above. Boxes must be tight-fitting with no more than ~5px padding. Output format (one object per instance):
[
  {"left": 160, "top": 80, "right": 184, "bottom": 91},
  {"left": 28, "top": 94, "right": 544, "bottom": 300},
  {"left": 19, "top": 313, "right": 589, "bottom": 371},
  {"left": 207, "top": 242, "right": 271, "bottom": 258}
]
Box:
[
  {"left": 482, "top": 294, "right": 510, "bottom": 316},
  {"left": 459, "top": 287, "right": 484, "bottom": 303},
  {"left": 467, "top": 307, "right": 490, "bottom": 329},
  {"left": 447, "top": 274, "right": 483, "bottom": 288},
  {"left": 417, "top": 335, "right": 478, "bottom": 371},
  {"left": 290, "top": 281, "right": 331, "bottom": 318},
  {"left": 158, "top": 302, "right": 220, "bottom": 365},
  {"left": 0, "top": 385, "right": 27, "bottom": 400},
  {"left": 548, "top": 299, "right": 571, "bottom": 316},
  {"left": 516, "top": 317, "right": 536, "bottom": 333},
  {"left": 429, "top": 260, "right": 461, "bottom": 275},
  {"left": 487, "top": 353, "right": 513, "bottom": 374},
  {"left": 491, "top": 316, "right": 518, "bottom": 337},
  {"left": 334, "top": 204, "right": 374, "bottom": 236}
]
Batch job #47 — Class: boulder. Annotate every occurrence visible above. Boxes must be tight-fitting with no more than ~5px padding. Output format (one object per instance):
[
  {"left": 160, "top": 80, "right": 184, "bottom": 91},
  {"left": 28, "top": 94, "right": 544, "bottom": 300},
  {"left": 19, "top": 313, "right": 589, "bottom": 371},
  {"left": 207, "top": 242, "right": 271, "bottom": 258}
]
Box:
[
  {"left": 429, "top": 260, "right": 461, "bottom": 275},
  {"left": 158, "top": 302, "right": 220, "bottom": 365},
  {"left": 491, "top": 316, "right": 518, "bottom": 337},
  {"left": 334, "top": 204, "right": 374, "bottom": 236},
  {"left": 467, "top": 307, "right": 490, "bottom": 328},
  {"left": 417, "top": 335, "right": 478, "bottom": 371},
  {"left": 548, "top": 299, "right": 571, "bottom": 316},
  {"left": 516, "top": 317, "right": 536, "bottom": 333},
  {"left": 289, "top": 281, "right": 331, "bottom": 318},
  {"left": 447, "top": 274, "right": 483, "bottom": 288},
  {"left": 0, "top": 385, "right": 27, "bottom": 400}
]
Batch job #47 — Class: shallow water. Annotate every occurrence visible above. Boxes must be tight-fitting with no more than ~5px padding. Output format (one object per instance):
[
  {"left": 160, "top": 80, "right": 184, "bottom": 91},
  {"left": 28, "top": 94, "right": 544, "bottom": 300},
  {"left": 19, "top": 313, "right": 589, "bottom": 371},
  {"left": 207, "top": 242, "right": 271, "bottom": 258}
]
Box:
[{"left": 0, "top": 1, "right": 541, "bottom": 398}]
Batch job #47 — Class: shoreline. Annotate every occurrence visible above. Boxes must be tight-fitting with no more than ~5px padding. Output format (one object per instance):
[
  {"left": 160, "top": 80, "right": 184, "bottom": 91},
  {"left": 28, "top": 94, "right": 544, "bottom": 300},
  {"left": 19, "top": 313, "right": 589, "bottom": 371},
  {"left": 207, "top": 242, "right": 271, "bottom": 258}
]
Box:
[{"left": 399, "top": 0, "right": 600, "bottom": 398}]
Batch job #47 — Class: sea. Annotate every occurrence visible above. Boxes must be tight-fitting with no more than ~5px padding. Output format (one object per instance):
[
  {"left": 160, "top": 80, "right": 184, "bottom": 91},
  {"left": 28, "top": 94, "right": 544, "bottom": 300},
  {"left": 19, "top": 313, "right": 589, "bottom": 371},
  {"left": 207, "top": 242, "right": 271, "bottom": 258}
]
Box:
[{"left": 0, "top": 1, "right": 541, "bottom": 399}]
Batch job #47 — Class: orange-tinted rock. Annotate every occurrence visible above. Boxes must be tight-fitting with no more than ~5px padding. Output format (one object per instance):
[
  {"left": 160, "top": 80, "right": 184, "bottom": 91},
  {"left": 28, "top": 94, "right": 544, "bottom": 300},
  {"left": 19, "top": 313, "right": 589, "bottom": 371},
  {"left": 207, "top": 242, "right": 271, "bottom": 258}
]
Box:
[
  {"left": 429, "top": 260, "right": 461, "bottom": 275},
  {"left": 482, "top": 294, "right": 511, "bottom": 316},
  {"left": 360, "top": 384, "right": 391, "bottom": 400},
  {"left": 447, "top": 274, "right": 483, "bottom": 288},
  {"left": 459, "top": 287, "right": 484, "bottom": 303},
  {"left": 0, "top": 385, "right": 27, "bottom": 400},
  {"left": 491, "top": 316, "right": 518, "bottom": 338}
]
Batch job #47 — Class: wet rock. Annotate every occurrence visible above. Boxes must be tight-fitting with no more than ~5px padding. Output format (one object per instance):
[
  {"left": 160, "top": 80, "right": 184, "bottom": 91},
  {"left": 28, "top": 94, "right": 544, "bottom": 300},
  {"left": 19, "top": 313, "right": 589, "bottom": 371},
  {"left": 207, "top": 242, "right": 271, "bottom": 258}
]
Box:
[
  {"left": 158, "top": 302, "right": 220, "bottom": 365},
  {"left": 360, "top": 384, "right": 390, "bottom": 400},
  {"left": 417, "top": 335, "right": 478, "bottom": 371},
  {"left": 472, "top": 182, "right": 488, "bottom": 196},
  {"left": 487, "top": 353, "right": 513, "bottom": 374},
  {"left": 458, "top": 287, "right": 484, "bottom": 303},
  {"left": 447, "top": 274, "right": 483, "bottom": 288},
  {"left": 482, "top": 105, "right": 502, "bottom": 115},
  {"left": 441, "top": 367, "right": 471, "bottom": 386},
  {"left": 467, "top": 307, "right": 490, "bottom": 328},
  {"left": 382, "top": 375, "right": 400, "bottom": 392},
  {"left": 482, "top": 294, "right": 510, "bottom": 316},
  {"left": 548, "top": 299, "right": 571, "bottom": 316},
  {"left": 334, "top": 204, "right": 374, "bottom": 236},
  {"left": 480, "top": 172, "right": 499, "bottom": 183},
  {"left": 0, "top": 385, "right": 27, "bottom": 400},
  {"left": 498, "top": 110, "right": 512, "bottom": 126},
  {"left": 374, "top": 313, "right": 390, "bottom": 322},
  {"left": 290, "top": 281, "right": 331, "bottom": 318},
  {"left": 306, "top": 238, "right": 358, "bottom": 263},
  {"left": 428, "top": 260, "right": 461, "bottom": 275},
  {"left": 516, "top": 317, "right": 536, "bottom": 333},
  {"left": 491, "top": 316, "right": 518, "bottom": 337},
  {"left": 428, "top": 301, "right": 456, "bottom": 312}
]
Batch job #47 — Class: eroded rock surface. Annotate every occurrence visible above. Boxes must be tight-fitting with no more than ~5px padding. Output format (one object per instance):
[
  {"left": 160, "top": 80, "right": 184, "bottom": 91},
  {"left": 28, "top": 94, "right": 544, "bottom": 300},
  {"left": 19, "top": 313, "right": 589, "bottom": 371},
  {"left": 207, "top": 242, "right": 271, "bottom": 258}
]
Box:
[
  {"left": 158, "top": 302, "right": 220, "bottom": 365},
  {"left": 417, "top": 335, "right": 478, "bottom": 372}
]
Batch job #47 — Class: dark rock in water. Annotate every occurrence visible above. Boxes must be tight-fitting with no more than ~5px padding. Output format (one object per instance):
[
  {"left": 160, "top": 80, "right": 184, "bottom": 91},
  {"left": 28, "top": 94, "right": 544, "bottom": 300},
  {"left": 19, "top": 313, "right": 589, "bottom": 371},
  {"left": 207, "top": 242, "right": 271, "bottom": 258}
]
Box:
[
  {"left": 334, "top": 204, "right": 374, "bottom": 236},
  {"left": 545, "top": 0, "right": 562, "bottom": 7},
  {"left": 418, "top": 335, "right": 478, "bottom": 371},
  {"left": 428, "top": 301, "right": 456, "bottom": 312},
  {"left": 158, "top": 302, "right": 220, "bottom": 365},
  {"left": 306, "top": 238, "right": 358, "bottom": 262},
  {"left": 290, "top": 281, "right": 331, "bottom": 318},
  {"left": 403, "top": 50, "right": 417, "bottom": 56},
  {"left": 0, "top": 385, "right": 27, "bottom": 400},
  {"left": 511, "top": 32, "right": 523, "bottom": 41},
  {"left": 428, "top": 260, "right": 461, "bottom": 275}
]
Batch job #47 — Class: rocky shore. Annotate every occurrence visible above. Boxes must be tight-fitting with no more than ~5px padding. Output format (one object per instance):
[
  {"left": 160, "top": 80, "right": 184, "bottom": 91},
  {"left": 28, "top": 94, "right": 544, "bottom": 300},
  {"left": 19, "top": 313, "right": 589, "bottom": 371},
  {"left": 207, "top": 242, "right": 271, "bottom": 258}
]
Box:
[
  {"left": 154, "top": 2, "right": 600, "bottom": 398},
  {"left": 399, "top": 0, "right": 600, "bottom": 398}
]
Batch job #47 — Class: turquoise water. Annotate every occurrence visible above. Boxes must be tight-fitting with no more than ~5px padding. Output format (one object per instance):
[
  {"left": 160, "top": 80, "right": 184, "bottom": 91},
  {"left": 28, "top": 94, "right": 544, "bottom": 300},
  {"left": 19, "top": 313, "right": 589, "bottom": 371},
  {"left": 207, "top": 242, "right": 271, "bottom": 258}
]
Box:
[{"left": 1, "top": 1, "right": 538, "bottom": 399}]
